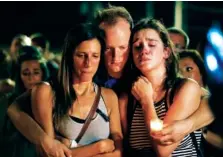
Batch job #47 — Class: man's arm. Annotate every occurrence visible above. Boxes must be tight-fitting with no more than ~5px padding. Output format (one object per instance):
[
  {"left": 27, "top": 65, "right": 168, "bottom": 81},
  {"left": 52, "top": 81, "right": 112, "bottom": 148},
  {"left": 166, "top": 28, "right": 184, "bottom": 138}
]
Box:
[
  {"left": 188, "top": 95, "right": 214, "bottom": 131},
  {"left": 203, "top": 130, "right": 223, "bottom": 149},
  {"left": 7, "top": 91, "right": 72, "bottom": 157}
]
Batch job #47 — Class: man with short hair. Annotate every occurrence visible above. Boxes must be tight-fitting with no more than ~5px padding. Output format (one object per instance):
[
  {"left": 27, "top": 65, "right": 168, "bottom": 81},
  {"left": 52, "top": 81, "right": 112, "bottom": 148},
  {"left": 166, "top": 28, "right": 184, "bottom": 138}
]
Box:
[{"left": 94, "top": 5, "right": 133, "bottom": 95}]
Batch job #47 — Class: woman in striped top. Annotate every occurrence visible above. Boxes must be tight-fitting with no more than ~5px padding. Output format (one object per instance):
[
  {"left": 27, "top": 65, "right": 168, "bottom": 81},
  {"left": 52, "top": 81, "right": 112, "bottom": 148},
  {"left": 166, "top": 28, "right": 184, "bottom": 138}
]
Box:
[{"left": 119, "top": 18, "right": 202, "bottom": 157}]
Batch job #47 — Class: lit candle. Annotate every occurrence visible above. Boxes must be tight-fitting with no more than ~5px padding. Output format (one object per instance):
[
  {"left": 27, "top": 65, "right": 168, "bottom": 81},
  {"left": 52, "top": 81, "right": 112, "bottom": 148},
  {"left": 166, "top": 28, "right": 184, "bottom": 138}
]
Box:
[{"left": 150, "top": 119, "right": 163, "bottom": 132}]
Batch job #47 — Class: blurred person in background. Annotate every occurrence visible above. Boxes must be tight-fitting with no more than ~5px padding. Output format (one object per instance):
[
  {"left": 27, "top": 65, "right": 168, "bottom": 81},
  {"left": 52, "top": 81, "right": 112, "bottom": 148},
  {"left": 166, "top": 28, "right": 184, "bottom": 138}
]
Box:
[
  {"left": 167, "top": 27, "right": 190, "bottom": 53},
  {"left": 0, "top": 34, "right": 32, "bottom": 94},
  {"left": 178, "top": 49, "right": 208, "bottom": 89},
  {"left": 0, "top": 49, "right": 15, "bottom": 95},
  {"left": 30, "top": 33, "right": 59, "bottom": 78},
  {"left": 9, "top": 34, "right": 32, "bottom": 64}
]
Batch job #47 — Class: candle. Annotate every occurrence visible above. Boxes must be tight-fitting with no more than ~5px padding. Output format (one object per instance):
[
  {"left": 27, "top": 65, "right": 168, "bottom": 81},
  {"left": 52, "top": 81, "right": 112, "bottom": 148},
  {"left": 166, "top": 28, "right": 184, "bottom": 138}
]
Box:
[{"left": 150, "top": 119, "right": 163, "bottom": 132}]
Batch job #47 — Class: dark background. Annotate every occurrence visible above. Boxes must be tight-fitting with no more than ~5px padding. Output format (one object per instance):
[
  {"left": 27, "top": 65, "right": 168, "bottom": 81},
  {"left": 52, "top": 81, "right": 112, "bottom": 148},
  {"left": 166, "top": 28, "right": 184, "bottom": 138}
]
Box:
[{"left": 1, "top": 1, "right": 223, "bottom": 53}]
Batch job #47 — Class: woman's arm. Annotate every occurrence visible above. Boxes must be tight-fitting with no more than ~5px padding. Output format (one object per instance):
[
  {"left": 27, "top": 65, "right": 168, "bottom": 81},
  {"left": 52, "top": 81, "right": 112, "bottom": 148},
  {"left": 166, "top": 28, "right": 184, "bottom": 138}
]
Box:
[
  {"left": 152, "top": 87, "right": 214, "bottom": 145},
  {"left": 153, "top": 79, "right": 201, "bottom": 157},
  {"left": 31, "top": 82, "right": 55, "bottom": 137},
  {"left": 133, "top": 77, "right": 201, "bottom": 157}
]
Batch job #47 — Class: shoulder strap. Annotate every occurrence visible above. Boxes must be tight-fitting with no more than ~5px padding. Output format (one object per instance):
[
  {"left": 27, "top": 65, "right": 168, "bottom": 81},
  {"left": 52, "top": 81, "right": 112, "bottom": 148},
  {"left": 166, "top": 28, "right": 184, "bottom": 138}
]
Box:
[{"left": 75, "top": 86, "right": 101, "bottom": 143}]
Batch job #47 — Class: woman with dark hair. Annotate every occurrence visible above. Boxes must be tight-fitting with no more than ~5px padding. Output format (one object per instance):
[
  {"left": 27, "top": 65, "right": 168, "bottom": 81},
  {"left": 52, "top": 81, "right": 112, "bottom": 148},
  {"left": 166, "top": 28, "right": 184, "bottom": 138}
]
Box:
[
  {"left": 119, "top": 18, "right": 201, "bottom": 157},
  {"left": 7, "top": 23, "right": 123, "bottom": 157},
  {"left": 3, "top": 45, "right": 49, "bottom": 106},
  {"left": 178, "top": 49, "right": 207, "bottom": 88},
  {"left": 14, "top": 46, "right": 49, "bottom": 98}
]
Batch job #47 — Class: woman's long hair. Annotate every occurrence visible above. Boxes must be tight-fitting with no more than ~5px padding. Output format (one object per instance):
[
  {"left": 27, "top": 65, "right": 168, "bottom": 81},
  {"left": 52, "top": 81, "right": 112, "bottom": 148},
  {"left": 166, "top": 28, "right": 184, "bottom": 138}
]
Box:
[
  {"left": 53, "top": 23, "right": 105, "bottom": 125},
  {"left": 129, "top": 18, "right": 179, "bottom": 89}
]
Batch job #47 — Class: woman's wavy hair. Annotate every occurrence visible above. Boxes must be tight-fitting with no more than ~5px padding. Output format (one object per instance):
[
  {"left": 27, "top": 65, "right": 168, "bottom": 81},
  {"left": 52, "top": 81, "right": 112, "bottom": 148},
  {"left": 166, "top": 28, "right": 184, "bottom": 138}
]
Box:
[
  {"left": 129, "top": 18, "right": 179, "bottom": 89},
  {"left": 54, "top": 23, "right": 105, "bottom": 125}
]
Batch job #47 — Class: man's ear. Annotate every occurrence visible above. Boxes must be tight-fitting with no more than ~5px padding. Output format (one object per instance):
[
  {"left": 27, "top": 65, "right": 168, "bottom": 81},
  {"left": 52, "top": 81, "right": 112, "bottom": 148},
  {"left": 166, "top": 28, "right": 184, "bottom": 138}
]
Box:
[{"left": 163, "top": 47, "right": 171, "bottom": 59}]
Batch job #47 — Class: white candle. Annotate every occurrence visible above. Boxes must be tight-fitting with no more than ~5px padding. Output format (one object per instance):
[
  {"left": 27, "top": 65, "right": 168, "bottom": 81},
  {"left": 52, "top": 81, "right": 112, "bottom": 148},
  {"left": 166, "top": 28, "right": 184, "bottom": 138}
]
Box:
[{"left": 150, "top": 119, "right": 163, "bottom": 132}]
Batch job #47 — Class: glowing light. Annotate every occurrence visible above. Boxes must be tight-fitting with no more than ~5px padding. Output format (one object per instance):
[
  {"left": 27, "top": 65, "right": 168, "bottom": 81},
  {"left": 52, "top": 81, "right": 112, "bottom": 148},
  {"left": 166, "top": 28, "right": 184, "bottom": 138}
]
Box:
[
  {"left": 207, "top": 27, "right": 223, "bottom": 57},
  {"left": 150, "top": 119, "right": 163, "bottom": 132},
  {"left": 209, "top": 32, "right": 223, "bottom": 46},
  {"left": 206, "top": 54, "right": 218, "bottom": 71}
]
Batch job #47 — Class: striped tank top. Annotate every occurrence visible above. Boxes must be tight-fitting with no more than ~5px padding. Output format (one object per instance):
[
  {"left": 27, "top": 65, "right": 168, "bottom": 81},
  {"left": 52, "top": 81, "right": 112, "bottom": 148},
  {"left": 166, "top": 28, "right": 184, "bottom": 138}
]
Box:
[
  {"left": 129, "top": 93, "right": 202, "bottom": 157},
  {"left": 55, "top": 84, "right": 110, "bottom": 146}
]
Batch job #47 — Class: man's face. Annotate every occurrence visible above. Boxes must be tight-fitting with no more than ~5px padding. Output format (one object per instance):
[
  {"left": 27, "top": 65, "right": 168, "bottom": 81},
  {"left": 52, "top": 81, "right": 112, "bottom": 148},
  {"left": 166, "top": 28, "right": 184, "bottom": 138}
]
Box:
[
  {"left": 100, "top": 19, "right": 131, "bottom": 78},
  {"left": 169, "top": 33, "right": 186, "bottom": 53}
]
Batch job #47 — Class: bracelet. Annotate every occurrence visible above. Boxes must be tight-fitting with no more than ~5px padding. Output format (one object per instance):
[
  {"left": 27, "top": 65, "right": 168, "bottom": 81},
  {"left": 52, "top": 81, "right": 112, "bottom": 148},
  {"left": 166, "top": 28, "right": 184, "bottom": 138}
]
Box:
[{"left": 70, "top": 139, "right": 78, "bottom": 148}]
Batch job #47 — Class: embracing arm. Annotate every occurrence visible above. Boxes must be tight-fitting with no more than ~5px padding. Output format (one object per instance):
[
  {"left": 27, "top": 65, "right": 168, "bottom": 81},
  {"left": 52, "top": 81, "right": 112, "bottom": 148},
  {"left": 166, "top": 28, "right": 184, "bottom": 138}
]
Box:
[
  {"left": 7, "top": 91, "right": 47, "bottom": 146},
  {"left": 7, "top": 88, "right": 72, "bottom": 157},
  {"left": 203, "top": 130, "right": 223, "bottom": 149},
  {"left": 186, "top": 91, "right": 214, "bottom": 132}
]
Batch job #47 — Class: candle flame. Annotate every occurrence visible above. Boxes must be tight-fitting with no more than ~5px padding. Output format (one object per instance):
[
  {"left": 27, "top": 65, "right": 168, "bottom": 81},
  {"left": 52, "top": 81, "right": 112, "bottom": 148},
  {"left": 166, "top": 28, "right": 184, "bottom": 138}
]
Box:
[{"left": 150, "top": 119, "right": 163, "bottom": 131}]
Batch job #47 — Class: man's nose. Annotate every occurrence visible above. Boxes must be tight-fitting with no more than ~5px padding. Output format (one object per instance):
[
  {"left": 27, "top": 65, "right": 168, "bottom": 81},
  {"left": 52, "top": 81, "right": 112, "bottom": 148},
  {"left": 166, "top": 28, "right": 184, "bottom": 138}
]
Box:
[{"left": 112, "top": 49, "right": 121, "bottom": 61}]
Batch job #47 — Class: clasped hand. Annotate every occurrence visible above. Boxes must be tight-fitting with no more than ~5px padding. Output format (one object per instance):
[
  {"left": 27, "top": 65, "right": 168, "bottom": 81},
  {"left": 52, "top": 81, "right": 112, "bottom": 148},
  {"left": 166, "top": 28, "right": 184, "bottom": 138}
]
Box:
[{"left": 131, "top": 76, "right": 153, "bottom": 105}]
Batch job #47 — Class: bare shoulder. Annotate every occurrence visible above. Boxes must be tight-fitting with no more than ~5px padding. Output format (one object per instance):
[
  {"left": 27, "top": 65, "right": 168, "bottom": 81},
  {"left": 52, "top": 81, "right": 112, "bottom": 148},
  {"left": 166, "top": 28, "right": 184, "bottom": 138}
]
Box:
[
  {"left": 179, "top": 78, "right": 201, "bottom": 92},
  {"left": 31, "top": 81, "right": 54, "bottom": 100},
  {"left": 172, "top": 78, "right": 201, "bottom": 100},
  {"left": 101, "top": 87, "right": 118, "bottom": 114},
  {"left": 32, "top": 81, "right": 52, "bottom": 92}
]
